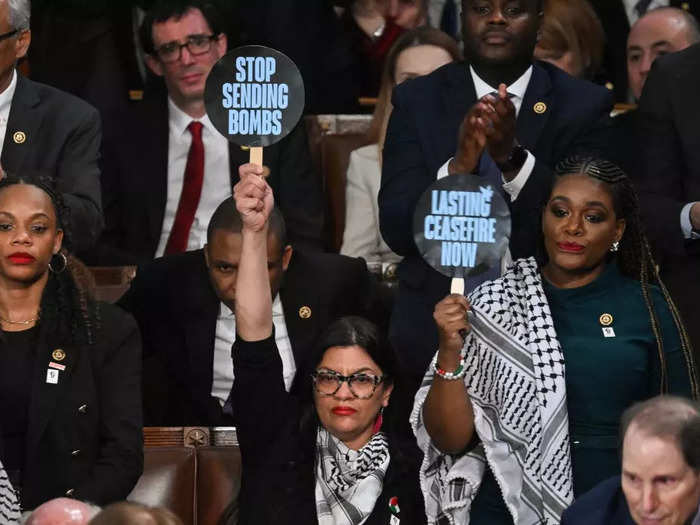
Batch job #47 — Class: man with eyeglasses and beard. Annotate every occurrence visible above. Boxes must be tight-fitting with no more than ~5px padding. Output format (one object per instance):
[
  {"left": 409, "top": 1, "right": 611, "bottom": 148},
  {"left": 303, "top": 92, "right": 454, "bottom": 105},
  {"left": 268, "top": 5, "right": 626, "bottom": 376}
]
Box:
[{"left": 92, "top": 0, "right": 324, "bottom": 266}]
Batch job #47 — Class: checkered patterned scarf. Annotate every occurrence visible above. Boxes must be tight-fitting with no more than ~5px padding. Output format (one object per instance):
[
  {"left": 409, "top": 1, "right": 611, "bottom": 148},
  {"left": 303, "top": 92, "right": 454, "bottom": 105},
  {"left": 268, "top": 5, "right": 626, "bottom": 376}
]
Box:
[
  {"left": 0, "top": 464, "right": 20, "bottom": 524},
  {"left": 315, "top": 427, "right": 390, "bottom": 525},
  {"left": 411, "top": 257, "right": 574, "bottom": 524}
]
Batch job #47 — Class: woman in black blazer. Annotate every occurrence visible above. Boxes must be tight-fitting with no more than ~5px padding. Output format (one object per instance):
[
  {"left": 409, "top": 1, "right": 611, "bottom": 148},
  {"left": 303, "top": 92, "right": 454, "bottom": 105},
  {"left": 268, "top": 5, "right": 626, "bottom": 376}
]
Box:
[
  {"left": 0, "top": 174, "right": 143, "bottom": 510},
  {"left": 231, "top": 167, "right": 422, "bottom": 524}
]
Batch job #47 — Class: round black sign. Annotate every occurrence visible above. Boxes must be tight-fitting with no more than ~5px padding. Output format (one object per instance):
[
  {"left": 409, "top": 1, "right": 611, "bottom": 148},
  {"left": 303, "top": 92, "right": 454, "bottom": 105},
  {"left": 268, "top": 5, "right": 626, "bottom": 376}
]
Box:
[
  {"left": 204, "top": 45, "right": 305, "bottom": 147},
  {"left": 413, "top": 174, "right": 511, "bottom": 279}
]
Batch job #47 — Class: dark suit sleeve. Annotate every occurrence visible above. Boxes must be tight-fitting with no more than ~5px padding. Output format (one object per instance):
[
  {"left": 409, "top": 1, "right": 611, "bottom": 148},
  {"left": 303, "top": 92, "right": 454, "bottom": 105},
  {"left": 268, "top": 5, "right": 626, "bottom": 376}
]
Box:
[
  {"left": 637, "top": 58, "right": 689, "bottom": 257},
  {"left": 272, "top": 122, "right": 325, "bottom": 252},
  {"left": 74, "top": 309, "right": 143, "bottom": 503},
  {"left": 379, "top": 87, "right": 432, "bottom": 258},
  {"left": 56, "top": 105, "right": 104, "bottom": 253}
]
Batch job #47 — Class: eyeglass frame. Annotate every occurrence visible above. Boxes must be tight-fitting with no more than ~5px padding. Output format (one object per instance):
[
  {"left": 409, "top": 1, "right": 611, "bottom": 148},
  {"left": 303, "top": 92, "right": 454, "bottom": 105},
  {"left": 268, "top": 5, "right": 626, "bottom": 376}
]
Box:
[
  {"left": 311, "top": 370, "right": 387, "bottom": 400},
  {"left": 0, "top": 29, "right": 19, "bottom": 43},
  {"left": 153, "top": 33, "right": 220, "bottom": 64}
]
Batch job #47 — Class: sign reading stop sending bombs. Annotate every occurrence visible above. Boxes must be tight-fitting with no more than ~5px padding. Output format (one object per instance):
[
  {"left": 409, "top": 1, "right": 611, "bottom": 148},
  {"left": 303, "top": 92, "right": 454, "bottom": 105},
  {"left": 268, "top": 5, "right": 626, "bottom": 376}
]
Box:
[
  {"left": 205, "top": 45, "right": 305, "bottom": 148},
  {"left": 413, "top": 174, "right": 511, "bottom": 280}
]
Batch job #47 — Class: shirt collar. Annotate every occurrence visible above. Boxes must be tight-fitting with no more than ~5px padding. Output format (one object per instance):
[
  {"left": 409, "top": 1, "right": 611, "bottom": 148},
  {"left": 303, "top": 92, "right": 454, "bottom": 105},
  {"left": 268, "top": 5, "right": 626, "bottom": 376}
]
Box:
[
  {"left": 0, "top": 69, "right": 18, "bottom": 115},
  {"left": 167, "top": 96, "right": 217, "bottom": 137},
  {"left": 272, "top": 295, "right": 284, "bottom": 317},
  {"left": 468, "top": 64, "right": 533, "bottom": 101}
]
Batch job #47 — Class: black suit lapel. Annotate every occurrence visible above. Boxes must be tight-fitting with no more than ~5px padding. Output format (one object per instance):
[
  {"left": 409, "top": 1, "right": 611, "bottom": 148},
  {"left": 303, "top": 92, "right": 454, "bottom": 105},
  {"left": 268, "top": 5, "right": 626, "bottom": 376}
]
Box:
[
  {"left": 25, "top": 320, "right": 76, "bottom": 459},
  {"left": 516, "top": 63, "right": 552, "bottom": 151},
  {"left": 440, "top": 63, "right": 476, "bottom": 161},
  {"left": 279, "top": 252, "right": 319, "bottom": 370},
  {"left": 145, "top": 96, "right": 170, "bottom": 246},
  {"left": 1, "top": 74, "right": 42, "bottom": 173}
]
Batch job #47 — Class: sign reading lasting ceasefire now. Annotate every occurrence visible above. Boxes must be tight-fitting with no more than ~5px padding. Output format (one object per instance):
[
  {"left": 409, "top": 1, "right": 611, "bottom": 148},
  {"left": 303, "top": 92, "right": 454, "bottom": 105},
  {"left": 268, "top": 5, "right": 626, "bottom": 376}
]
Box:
[
  {"left": 205, "top": 45, "right": 305, "bottom": 148},
  {"left": 413, "top": 174, "right": 511, "bottom": 280}
]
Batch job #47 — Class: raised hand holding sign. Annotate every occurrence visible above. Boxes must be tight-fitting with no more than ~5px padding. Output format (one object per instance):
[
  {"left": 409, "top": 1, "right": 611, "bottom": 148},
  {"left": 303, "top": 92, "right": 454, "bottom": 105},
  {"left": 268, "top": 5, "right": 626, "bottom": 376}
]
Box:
[{"left": 205, "top": 45, "right": 305, "bottom": 168}]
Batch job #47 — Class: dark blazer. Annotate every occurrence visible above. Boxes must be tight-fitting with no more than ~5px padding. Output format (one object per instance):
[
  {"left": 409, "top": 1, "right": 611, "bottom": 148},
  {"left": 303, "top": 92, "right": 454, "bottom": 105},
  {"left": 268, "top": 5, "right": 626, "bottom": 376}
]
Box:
[
  {"left": 18, "top": 300, "right": 143, "bottom": 509},
  {"left": 118, "top": 248, "right": 377, "bottom": 426},
  {"left": 560, "top": 476, "right": 635, "bottom": 525},
  {"left": 636, "top": 43, "right": 700, "bottom": 357},
  {"left": 232, "top": 335, "right": 423, "bottom": 525},
  {"left": 2, "top": 74, "right": 103, "bottom": 253},
  {"left": 378, "top": 60, "right": 613, "bottom": 379},
  {"left": 92, "top": 94, "right": 324, "bottom": 265}
]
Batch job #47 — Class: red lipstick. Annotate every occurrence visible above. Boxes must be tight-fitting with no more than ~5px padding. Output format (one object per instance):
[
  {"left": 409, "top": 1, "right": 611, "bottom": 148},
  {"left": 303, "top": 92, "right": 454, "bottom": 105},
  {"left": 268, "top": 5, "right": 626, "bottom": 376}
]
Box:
[
  {"left": 332, "top": 406, "right": 357, "bottom": 416},
  {"left": 8, "top": 252, "right": 35, "bottom": 264},
  {"left": 557, "top": 242, "right": 584, "bottom": 253}
]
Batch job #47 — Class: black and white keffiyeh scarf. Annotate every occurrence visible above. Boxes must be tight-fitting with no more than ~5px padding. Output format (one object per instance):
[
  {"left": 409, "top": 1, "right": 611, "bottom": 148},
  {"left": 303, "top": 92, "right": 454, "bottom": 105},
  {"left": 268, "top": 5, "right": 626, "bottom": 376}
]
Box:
[
  {"left": 411, "top": 257, "right": 574, "bottom": 524},
  {"left": 0, "top": 463, "right": 20, "bottom": 524},
  {"left": 315, "top": 427, "right": 390, "bottom": 525}
]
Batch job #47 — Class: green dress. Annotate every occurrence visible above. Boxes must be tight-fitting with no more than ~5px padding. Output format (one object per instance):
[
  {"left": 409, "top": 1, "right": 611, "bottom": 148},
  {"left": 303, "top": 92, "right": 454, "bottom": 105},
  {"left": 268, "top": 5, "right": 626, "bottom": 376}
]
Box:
[{"left": 469, "top": 261, "right": 693, "bottom": 524}]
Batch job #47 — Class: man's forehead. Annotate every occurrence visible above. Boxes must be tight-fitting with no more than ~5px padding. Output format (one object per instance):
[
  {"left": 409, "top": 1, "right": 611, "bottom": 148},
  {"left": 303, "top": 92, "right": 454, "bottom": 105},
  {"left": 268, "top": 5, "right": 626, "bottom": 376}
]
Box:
[{"left": 630, "top": 13, "right": 689, "bottom": 46}]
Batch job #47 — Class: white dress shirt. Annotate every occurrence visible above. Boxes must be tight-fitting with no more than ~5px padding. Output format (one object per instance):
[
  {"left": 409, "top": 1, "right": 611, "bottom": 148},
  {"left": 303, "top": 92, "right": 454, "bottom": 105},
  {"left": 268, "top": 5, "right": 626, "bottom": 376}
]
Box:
[
  {"left": 0, "top": 70, "right": 18, "bottom": 159},
  {"left": 155, "top": 98, "right": 232, "bottom": 257},
  {"left": 436, "top": 65, "right": 536, "bottom": 202},
  {"left": 622, "top": 0, "right": 669, "bottom": 25},
  {"left": 211, "top": 295, "right": 297, "bottom": 408}
]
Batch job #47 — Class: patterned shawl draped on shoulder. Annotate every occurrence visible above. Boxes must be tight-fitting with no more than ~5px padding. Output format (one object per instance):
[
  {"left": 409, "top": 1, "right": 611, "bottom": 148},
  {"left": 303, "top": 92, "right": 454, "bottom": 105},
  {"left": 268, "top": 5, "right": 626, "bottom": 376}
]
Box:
[{"left": 411, "top": 257, "right": 574, "bottom": 524}]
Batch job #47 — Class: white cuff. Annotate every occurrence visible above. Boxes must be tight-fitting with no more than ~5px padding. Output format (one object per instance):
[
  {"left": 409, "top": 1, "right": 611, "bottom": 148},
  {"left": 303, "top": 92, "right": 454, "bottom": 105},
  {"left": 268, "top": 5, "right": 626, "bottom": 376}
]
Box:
[
  {"left": 681, "top": 202, "right": 700, "bottom": 239},
  {"left": 502, "top": 150, "right": 535, "bottom": 202}
]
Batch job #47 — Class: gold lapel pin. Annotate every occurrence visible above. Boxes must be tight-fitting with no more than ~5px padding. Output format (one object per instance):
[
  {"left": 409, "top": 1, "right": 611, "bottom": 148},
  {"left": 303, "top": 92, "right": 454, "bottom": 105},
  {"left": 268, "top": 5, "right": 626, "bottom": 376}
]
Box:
[
  {"left": 682, "top": 2, "right": 689, "bottom": 10},
  {"left": 299, "top": 306, "right": 312, "bottom": 319},
  {"left": 599, "top": 313, "right": 613, "bottom": 326},
  {"left": 533, "top": 102, "right": 547, "bottom": 114},
  {"left": 240, "top": 145, "right": 250, "bottom": 151},
  {"left": 13, "top": 131, "right": 26, "bottom": 144},
  {"left": 52, "top": 348, "right": 66, "bottom": 361}
]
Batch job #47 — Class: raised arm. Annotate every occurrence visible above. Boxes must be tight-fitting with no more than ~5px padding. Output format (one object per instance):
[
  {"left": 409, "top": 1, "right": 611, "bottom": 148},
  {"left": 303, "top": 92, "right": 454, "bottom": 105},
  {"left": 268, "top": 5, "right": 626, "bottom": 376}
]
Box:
[
  {"left": 422, "top": 294, "right": 476, "bottom": 454},
  {"left": 233, "top": 163, "right": 275, "bottom": 341}
]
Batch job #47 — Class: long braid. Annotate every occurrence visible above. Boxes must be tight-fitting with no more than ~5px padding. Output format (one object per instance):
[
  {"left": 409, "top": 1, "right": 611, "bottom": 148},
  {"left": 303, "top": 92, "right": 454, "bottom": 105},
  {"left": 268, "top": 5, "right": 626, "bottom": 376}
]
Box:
[{"left": 554, "top": 156, "right": 698, "bottom": 399}]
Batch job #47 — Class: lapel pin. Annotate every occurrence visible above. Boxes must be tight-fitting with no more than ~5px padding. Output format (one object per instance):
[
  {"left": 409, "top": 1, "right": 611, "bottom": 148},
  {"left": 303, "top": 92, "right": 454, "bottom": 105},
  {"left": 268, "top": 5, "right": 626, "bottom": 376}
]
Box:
[
  {"left": 46, "top": 368, "right": 59, "bottom": 384},
  {"left": 533, "top": 102, "right": 547, "bottom": 114},
  {"left": 52, "top": 348, "right": 66, "bottom": 361},
  {"left": 128, "top": 89, "right": 144, "bottom": 101},
  {"left": 599, "top": 313, "right": 613, "bottom": 326},
  {"left": 682, "top": 2, "right": 689, "bottom": 10},
  {"left": 240, "top": 145, "right": 250, "bottom": 151},
  {"left": 49, "top": 361, "right": 66, "bottom": 371},
  {"left": 299, "top": 306, "right": 312, "bottom": 319},
  {"left": 13, "top": 131, "right": 26, "bottom": 144}
]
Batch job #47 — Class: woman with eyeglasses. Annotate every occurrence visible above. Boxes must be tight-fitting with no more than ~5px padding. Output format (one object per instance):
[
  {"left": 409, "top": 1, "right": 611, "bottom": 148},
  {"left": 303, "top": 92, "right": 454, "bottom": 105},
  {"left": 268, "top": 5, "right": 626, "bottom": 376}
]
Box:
[{"left": 230, "top": 171, "right": 421, "bottom": 524}]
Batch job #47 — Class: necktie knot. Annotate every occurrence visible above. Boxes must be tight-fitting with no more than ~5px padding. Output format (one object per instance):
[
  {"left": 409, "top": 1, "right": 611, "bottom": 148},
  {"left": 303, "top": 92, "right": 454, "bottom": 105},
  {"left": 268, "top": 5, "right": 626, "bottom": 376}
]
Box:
[{"left": 188, "top": 120, "right": 203, "bottom": 138}]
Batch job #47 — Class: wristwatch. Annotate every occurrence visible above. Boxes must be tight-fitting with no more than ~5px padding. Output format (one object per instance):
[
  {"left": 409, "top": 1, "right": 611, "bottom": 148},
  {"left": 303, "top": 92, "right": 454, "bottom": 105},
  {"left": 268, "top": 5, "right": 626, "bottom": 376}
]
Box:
[{"left": 496, "top": 144, "right": 528, "bottom": 173}]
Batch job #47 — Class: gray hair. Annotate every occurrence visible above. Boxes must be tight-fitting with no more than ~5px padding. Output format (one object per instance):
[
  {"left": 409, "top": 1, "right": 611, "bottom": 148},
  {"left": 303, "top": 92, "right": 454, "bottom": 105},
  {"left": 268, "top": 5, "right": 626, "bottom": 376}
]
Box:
[
  {"left": 7, "top": 0, "right": 30, "bottom": 31},
  {"left": 621, "top": 395, "right": 699, "bottom": 449}
]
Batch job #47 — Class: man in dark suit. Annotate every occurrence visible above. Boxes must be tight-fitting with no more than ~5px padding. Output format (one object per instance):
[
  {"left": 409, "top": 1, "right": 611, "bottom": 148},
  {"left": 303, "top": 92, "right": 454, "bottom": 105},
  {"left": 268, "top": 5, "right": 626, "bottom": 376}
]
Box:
[
  {"left": 561, "top": 396, "right": 700, "bottom": 525},
  {"left": 91, "top": 0, "right": 324, "bottom": 265},
  {"left": 379, "top": 0, "right": 613, "bottom": 382},
  {"left": 587, "top": 0, "right": 699, "bottom": 102},
  {"left": 636, "top": 42, "right": 700, "bottom": 358},
  {"left": 0, "top": 0, "right": 102, "bottom": 252},
  {"left": 120, "top": 194, "right": 377, "bottom": 426}
]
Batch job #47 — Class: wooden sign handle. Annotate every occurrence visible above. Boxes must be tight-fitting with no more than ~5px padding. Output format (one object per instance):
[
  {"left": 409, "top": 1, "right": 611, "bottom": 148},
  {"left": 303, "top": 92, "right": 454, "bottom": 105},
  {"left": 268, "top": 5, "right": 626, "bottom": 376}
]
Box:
[
  {"left": 250, "top": 147, "right": 263, "bottom": 167},
  {"left": 450, "top": 277, "right": 465, "bottom": 295}
]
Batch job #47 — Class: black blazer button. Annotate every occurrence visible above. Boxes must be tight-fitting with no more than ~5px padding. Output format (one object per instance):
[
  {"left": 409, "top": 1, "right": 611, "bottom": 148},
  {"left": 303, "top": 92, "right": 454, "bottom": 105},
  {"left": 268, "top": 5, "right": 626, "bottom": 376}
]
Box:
[
  {"left": 71, "top": 449, "right": 81, "bottom": 456},
  {"left": 78, "top": 404, "right": 88, "bottom": 414}
]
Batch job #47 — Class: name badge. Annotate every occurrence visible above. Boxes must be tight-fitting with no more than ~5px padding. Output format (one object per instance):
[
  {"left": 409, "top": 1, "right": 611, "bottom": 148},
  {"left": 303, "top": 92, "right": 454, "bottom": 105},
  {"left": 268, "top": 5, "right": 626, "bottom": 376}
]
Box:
[
  {"left": 46, "top": 369, "right": 59, "bottom": 384},
  {"left": 602, "top": 327, "right": 616, "bottom": 338}
]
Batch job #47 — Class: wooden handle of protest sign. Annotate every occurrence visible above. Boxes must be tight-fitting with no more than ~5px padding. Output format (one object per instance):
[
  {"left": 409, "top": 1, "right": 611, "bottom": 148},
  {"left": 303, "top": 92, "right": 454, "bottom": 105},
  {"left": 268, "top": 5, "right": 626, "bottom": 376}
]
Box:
[
  {"left": 249, "top": 147, "right": 263, "bottom": 168},
  {"left": 450, "top": 277, "right": 465, "bottom": 295}
]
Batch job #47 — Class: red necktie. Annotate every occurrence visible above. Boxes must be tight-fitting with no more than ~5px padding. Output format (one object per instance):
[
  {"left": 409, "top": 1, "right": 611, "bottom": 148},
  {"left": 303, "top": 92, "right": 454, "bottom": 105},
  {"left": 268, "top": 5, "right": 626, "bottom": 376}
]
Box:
[{"left": 164, "top": 121, "right": 205, "bottom": 255}]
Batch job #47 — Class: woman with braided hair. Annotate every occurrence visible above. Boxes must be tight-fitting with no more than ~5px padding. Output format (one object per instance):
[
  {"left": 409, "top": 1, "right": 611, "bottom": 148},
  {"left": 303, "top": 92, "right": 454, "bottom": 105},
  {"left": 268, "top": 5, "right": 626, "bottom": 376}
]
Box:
[
  {"left": 0, "top": 174, "right": 143, "bottom": 510},
  {"left": 413, "top": 156, "right": 697, "bottom": 524}
]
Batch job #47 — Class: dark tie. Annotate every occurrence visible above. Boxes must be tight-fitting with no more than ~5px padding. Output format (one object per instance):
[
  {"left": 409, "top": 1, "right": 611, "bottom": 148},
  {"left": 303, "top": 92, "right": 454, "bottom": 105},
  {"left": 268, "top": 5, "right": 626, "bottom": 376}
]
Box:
[
  {"left": 440, "top": 0, "right": 458, "bottom": 38},
  {"left": 635, "top": 0, "right": 653, "bottom": 16},
  {"left": 164, "top": 121, "right": 205, "bottom": 255}
]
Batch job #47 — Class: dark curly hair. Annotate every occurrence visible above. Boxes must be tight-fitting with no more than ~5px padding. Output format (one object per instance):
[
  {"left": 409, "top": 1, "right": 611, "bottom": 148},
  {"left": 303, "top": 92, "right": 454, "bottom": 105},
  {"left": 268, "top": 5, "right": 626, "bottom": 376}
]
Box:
[
  {"left": 0, "top": 174, "right": 99, "bottom": 344},
  {"left": 540, "top": 156, "right": 698, "bottom": 397}
]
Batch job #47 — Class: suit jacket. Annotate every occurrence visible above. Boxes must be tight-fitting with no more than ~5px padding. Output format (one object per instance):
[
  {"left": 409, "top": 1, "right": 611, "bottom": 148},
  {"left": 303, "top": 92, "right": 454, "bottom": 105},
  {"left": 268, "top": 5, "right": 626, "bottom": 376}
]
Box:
[
  {"left": 636, "top": 43, "right": 700, "bottom": 356},
  {"left": 560, "top": 476, "right": 635, "bottom": 525},
  {"left": 378, "top": 60, "right": 613, "bottom": 379},
  {"left": 91, "top": 93, "right": 324, "bottom": 265},
  {"left": 19, "top": 300, "right": 143, "bottom": 509},
  {"left": 2, "top": 74, "right": 103, "bottom": 253},
  {"left": 118, "top": 248, "right": 377, "bottom": 426}
]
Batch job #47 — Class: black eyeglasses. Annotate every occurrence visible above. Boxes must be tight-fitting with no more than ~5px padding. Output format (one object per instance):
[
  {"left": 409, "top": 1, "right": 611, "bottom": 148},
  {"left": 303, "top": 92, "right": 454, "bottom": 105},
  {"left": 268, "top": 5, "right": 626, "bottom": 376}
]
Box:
[
  {"left": 312, "top": 370, "right": 386, "bottom": 400},
  {"left": 0, "top": 29, "right": 18, "bottom": 43},
  {"left": 154, "top": 34, "right": 218, "bottom": 63}
]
